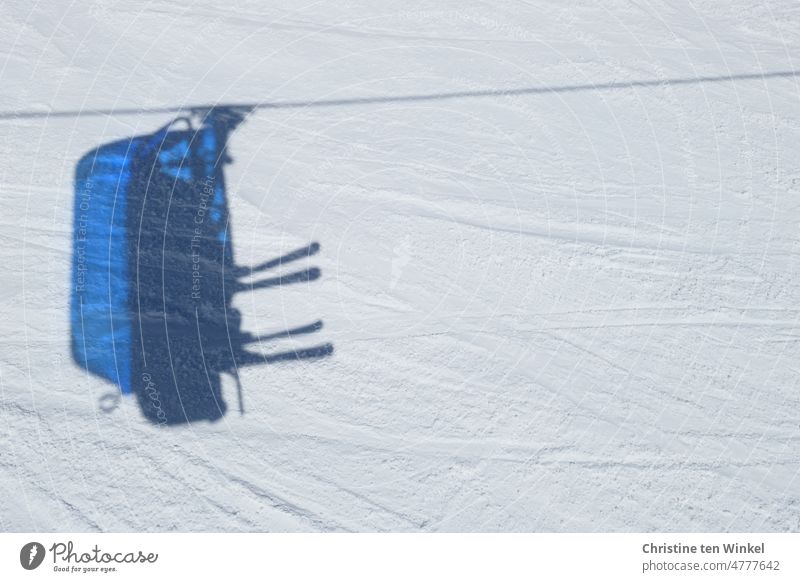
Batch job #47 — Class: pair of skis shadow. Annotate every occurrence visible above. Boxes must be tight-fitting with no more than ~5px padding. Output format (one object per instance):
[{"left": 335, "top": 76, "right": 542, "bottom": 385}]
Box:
[{"left": 233, "top": 241, "right": 332, "bottom": 368}]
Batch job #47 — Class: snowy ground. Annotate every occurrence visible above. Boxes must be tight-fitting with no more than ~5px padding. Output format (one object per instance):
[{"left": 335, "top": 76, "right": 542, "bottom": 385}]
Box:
[{"left": 1, "top": 0, "right": 799, "bottom": 531}]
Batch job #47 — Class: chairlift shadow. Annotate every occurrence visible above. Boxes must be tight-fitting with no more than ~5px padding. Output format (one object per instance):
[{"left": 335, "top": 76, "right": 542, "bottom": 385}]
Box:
[{"left": 70, "top": 106, "right": 332, "bottom": 425}]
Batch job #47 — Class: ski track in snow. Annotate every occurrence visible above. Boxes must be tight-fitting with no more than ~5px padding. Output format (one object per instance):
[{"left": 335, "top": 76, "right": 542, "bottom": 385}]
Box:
[{"left": 1, "top": 0, "right": 799, "bottom": 531}]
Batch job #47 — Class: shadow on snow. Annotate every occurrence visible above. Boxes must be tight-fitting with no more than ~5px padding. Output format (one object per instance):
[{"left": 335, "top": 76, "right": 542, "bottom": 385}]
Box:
[{"left": 70, "top": 106, "right": 332, "bottom": 425}]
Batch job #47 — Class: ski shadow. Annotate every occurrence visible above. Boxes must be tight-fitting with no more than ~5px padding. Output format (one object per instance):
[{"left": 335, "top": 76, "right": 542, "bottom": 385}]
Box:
[{"left": 70, "top": 106, "right": 332, "bottom": 425}]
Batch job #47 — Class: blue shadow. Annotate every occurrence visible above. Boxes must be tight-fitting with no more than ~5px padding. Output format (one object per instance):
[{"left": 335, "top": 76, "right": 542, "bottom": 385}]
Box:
[{"left": 70, "top": 107, "right": 332, "bottom": 425}]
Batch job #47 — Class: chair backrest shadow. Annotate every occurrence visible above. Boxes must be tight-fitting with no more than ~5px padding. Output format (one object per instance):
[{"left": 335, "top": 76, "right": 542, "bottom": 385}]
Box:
[{"left": 70, "top": 107, "right": 332, "bottom": 425}]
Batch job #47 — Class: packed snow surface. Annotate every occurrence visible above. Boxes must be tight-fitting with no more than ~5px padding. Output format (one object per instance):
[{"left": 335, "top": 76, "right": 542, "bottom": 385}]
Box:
[{"left": 1, "top": 0, "right": 799, "bottom": 531}]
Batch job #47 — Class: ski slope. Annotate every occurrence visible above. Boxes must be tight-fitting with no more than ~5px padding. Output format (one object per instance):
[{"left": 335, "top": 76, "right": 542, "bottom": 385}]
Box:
[{"left": 1, "top": 0, "right": 799, "bottom": 531}]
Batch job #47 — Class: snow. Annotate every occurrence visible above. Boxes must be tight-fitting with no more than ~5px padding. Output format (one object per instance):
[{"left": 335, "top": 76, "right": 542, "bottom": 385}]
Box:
[{"left": 1, "top": 0, "right": 799, "bottom": 531}]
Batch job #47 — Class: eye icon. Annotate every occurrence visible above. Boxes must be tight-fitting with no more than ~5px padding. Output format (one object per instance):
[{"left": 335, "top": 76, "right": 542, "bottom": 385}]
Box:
[{"left": 20, "top": 542, "right": 45, "bottom": 570}]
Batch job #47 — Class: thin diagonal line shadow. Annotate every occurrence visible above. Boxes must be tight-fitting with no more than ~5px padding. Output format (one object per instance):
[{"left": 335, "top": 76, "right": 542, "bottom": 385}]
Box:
[{"left": 3, "top": 70, "right": 798, "bottom": 120}]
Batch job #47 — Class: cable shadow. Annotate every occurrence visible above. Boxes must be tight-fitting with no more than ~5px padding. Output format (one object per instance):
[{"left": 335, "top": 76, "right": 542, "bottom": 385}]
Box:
[
  {"left": 70, "top": 106, "right": 332, "bottom": 425},
  {"left": 3, "top": 70, "right": 798, "bottom": 120}
]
